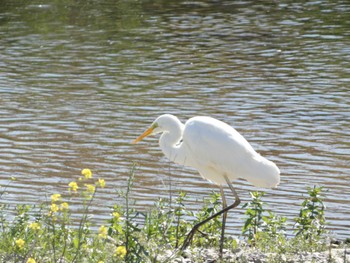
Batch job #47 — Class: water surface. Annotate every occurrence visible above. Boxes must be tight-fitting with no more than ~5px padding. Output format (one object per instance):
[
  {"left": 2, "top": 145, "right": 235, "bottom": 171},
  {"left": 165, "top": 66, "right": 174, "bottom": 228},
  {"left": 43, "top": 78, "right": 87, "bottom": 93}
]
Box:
[{"left": 0, "top": 0, "right": 349, "bottom": 239}]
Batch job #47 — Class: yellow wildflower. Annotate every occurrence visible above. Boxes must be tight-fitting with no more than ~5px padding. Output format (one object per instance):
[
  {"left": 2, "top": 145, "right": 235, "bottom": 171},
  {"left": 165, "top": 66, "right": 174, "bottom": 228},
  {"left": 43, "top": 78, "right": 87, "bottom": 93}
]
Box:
[
  {"left": 26, "top": 258, "right": 36, "bottom": 263},
  {"left": 51, "top": 193, "right": 61, "bottom": 203},
  {"left": 85, "top": 184, "right": 95, "bottom": 194},
  {"left": 68, "top": 181, "right": 78, "bottom": 192},
  {"left": 97, "top": 261, "right": 104, "bottom": 263},
  {"left": 115, "top": 246, "right": 127, "bottom": 258},
  {"left": 98, "top": 225, "right": 108, "bottom": 239},
  {"left": 60, "top": 202, "right": 69, "bottom": 211},
  {"left": 97, "top": 178, "right": 105, "bottom": 188},
  {"left": 112, "top": 212, "right": 120, "bottom": 221},
  {"left": 50, "top": 203, "right": 59, "bottom": 213},
  {"left": 15, "top": 238, "right": 25, "bottom": 249},
  {"left": 29, "top": 222, "right": 41, "bottom": 231},
  {"left": 81, "top": 168, "right": 92, "bottom": 179}
]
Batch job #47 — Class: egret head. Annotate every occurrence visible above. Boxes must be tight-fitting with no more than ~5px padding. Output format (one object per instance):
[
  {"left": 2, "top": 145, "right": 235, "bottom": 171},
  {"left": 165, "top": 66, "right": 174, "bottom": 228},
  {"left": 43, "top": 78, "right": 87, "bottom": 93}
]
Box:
[{"left": 132, "top": 114, "right": 180, "bottom": 144}]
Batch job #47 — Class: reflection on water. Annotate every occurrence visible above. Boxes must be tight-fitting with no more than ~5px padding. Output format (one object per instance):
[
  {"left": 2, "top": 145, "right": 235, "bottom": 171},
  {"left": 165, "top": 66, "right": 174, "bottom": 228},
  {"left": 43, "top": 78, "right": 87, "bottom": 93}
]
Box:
[{"left": 0, "top": 0, "right": 349, "bottom": 238}]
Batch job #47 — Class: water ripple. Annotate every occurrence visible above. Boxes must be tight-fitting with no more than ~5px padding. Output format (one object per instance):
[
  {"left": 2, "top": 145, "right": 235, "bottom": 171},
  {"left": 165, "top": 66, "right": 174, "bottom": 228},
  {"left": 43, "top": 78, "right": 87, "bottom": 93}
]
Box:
[{"left": 0, "top": 0, "right": 349, "bottom": 239}]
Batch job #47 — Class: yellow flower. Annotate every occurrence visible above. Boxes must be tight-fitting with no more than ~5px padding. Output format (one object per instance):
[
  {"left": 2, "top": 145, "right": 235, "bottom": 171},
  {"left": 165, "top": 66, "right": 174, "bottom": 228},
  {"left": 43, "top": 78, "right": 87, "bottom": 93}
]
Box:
[
  {"left": 85, "top": 184, "right": 95, "bottom": 194},
  {"left": 29, "top": 222, "right": 41, "bottom": 231},
  {"left": 97, "top": 178, "right": 105, "bottom": 188},
  {"left": 115, "top": 246, "right": 127, "bottom": 258},
  {"left": 68, "top": 181, "right": 78, "bottom": 192},
  {"left": 81, "top": 168, "right": 92, "bottom": 179},
  {"left": 26, "top": 258, "right": 36, "bottom": 263},
  {"left": 15, "top": 238, "right": 25, "bottom": 249},
  {"left": 112, "top": 212, "right": 120, "bottom": 221},
  {"left": 97, "top": 261, "right": 104, "bottom": 263},
  {"left": 60, "top": 202, "right": 69, "bottom": 211},
  {"left": 98, "top": 225, "right": 108, "bottom": 239},
  {"left": 51, "top": 193, "right": 61, "bottom": 203},
  {"left": 50, "top": 203, "right": 59, "bottom": 213}
]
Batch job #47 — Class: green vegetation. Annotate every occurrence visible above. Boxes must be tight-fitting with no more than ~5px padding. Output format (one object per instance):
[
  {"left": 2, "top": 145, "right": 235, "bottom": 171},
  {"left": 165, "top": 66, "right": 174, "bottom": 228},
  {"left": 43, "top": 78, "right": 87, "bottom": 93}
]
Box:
[
  {"left": 241, "top": 188, "right": 328, "bottom": 258},
  {"left": 0, "top": 166, "right": 341, "bottom": 263}
]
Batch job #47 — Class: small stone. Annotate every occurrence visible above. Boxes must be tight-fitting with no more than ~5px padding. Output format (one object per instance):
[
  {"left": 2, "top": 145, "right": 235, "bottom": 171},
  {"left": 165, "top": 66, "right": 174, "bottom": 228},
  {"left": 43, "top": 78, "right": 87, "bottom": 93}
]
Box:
[
  {"left": 182, "top": 249, "right": 191, "bottom": 258},
  {"left": 280, "top": 254, "right": 287, "bottom": 262},
  {"left": 232, "top": 248, "right": 241, "bottom": 253}
]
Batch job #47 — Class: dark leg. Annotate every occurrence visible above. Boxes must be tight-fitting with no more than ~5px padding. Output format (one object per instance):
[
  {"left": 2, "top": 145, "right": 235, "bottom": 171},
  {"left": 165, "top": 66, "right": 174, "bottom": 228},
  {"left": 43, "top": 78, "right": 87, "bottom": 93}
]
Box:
[
  {"left": 220, "top": 186, "right": 227, "bottom": 257},
  {"left": 181, "top": 175, "right": 241, "bottom": 252}
]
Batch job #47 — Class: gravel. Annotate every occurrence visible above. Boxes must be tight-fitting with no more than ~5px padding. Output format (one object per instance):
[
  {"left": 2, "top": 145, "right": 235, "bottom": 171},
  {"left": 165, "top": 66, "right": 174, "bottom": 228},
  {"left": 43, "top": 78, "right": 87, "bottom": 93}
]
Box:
[{"left": 160, "top": 247, "right": 350, "bottom": 263}]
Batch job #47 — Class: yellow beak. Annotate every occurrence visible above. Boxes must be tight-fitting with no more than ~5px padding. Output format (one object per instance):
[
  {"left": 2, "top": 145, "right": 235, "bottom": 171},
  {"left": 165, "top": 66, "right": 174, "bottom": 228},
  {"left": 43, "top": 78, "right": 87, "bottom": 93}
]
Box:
[{"left": 132, "top": 126, "right": 155, "bottom": 144}]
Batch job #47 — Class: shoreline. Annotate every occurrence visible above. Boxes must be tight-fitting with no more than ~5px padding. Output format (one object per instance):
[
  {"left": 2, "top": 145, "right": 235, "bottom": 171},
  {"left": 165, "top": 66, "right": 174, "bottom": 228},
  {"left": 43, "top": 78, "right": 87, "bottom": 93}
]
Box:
[{"left": 163, "top": 247, "right": 350, "bottom": 263}]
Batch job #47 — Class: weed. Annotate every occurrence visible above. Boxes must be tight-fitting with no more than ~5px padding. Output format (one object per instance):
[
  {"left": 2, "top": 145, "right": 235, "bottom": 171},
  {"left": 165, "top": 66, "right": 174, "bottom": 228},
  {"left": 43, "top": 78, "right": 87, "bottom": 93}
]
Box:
[
  {"left": 0, "top": 167, "right": 334, "bottom": 263},
  {"left": 294, "top": 186, "right": 326, "bottom": 238},
  {"left": 241, "top": 186, "right": 328, "bottom": 256},
  {"left": 242, "top": 191, "right": 267, "bottom": 243},
  {"left": 190, "top": 191, "right": 222, "bottom": 248},
  {"left": 292, "top": 186, "right": 328, "bottom": 252}
]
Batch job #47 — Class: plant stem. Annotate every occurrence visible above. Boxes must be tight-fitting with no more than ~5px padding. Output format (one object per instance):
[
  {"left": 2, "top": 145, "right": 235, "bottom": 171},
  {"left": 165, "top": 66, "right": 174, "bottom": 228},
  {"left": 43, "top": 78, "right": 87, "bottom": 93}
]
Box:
[
  {"left": 125, "top": 164, "right": 136, "bottom": 256},
  {"left": 71, "top": 188, "right": 98, "bottom": 263}
]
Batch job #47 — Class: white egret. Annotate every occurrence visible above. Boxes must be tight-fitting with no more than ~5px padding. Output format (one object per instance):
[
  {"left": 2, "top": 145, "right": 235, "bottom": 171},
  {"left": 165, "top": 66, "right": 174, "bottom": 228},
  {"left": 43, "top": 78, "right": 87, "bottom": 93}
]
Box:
[{"left": 132, "top": 114, "right": 280, "bottom": 254}]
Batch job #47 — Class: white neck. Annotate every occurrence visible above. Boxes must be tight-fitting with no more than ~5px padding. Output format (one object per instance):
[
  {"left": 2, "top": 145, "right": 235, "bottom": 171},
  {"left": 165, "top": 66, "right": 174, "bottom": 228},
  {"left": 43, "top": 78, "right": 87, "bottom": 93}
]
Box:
[{"left": 159, "top": 121, "right": 186, "bottom": 165}]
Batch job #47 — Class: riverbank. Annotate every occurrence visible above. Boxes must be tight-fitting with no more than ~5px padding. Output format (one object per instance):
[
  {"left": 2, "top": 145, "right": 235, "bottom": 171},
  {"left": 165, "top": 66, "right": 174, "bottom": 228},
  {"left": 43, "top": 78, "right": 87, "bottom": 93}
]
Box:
[
  {"left": 162, "top": 246, "right": 350, "bottom": 263},
  {"left": 1, "top": 170, "right": 348, "bottom": 263}
]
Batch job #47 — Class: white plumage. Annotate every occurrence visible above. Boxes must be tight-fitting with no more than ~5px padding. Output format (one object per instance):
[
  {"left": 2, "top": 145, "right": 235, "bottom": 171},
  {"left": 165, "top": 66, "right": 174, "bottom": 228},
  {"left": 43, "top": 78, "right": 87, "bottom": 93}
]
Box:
[
  {"left": 134, "top": 114, "right": 280, "bottom": 189},
  {"left": 133, "top": 114, "right": 280, "bottom": 254}
]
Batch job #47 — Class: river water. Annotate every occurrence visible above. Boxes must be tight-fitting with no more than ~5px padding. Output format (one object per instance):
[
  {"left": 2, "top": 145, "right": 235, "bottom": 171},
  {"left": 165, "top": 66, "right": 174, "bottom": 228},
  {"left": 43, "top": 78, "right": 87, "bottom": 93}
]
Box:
[{"left": 0, "top": 0, "right": 349, "bottom": 239}]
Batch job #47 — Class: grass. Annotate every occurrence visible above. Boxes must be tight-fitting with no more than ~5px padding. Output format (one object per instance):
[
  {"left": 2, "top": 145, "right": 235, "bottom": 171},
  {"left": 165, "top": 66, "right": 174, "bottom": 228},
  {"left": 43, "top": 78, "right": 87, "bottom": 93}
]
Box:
[{"left": 0, "top": 165, "right": 345, "bottom": 263}]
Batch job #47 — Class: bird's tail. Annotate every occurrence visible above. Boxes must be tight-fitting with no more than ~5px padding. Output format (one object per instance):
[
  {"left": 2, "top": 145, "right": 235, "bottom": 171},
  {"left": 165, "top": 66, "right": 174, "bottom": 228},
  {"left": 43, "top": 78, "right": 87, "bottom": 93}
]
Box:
[{"left": 244, "top": 155, "right": 280, "bottom": 188}]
